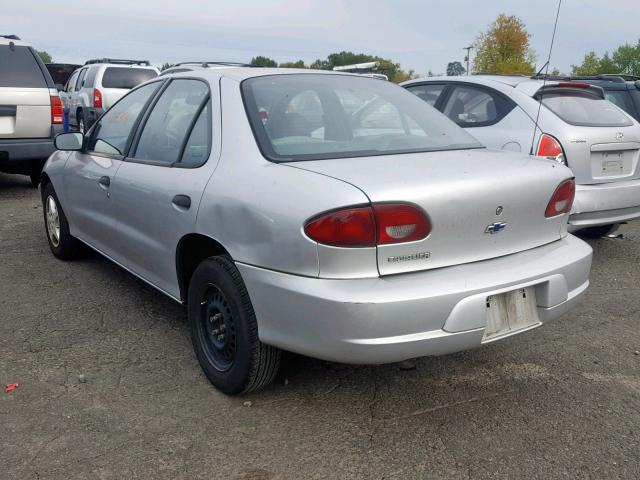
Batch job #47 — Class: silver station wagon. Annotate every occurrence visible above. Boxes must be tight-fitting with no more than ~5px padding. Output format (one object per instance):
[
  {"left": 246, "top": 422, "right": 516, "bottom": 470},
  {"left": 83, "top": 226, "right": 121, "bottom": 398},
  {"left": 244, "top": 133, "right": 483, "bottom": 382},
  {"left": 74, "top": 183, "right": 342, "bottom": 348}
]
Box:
[
  {"left": 402, "top": 76, "right": 640, "bottom": 238},
  {"left": 42, "top": 69, "right": 592, "bottom": 394}
]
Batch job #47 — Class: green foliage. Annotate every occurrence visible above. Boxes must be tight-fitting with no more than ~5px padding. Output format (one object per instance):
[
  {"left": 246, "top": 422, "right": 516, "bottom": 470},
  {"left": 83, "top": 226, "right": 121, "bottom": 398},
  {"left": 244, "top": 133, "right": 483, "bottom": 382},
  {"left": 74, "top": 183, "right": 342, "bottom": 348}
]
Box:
[
  {"left": 446, "top": 61, "right": 466, "bottom": 76},
  {"left": 37, "top": 50, "right": 52, "bottom": 63},
  {"left": 279, "top": 60, "right": 306, "bottom": 68},
  {"left": 250, "top": 56, "right": 278, "bottom": 68},
  {"left": 160, "top": 62, "right": 175, "bottom": 72},
  {"left": 473, "top": 14, "right": 536, "bottom": 75},
  {"left": 571, "top": 41, "right": 640, "bottom": 76}
]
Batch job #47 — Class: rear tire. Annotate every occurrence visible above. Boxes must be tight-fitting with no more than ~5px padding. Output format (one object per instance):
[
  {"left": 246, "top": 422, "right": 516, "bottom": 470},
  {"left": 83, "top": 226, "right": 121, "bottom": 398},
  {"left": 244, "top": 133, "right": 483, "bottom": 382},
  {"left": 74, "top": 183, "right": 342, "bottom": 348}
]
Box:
[
  {"left": 188, "top": 256, "right": 281, "bottom": 395},
  {"left": 41, "top": 182, "right": 83, "bottom": 260},
  {"left": 575, "top": 224, "right": 619, "bottom": 239}
]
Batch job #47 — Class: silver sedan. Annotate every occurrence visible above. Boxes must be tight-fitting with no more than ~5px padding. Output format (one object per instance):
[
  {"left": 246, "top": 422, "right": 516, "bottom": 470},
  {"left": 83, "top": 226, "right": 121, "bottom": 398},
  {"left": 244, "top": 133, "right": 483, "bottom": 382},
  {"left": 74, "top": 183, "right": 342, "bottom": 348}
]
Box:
[{"left": 41, "top": 69, "right": 592, "bottom": 394}]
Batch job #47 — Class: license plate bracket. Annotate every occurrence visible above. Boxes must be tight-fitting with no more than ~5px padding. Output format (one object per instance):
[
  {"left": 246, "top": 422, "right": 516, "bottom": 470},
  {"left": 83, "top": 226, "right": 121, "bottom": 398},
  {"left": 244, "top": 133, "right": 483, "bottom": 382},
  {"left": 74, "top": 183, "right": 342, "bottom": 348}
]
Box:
[{"left": 483, "top": 287, "right": 541, "bottom": 342}]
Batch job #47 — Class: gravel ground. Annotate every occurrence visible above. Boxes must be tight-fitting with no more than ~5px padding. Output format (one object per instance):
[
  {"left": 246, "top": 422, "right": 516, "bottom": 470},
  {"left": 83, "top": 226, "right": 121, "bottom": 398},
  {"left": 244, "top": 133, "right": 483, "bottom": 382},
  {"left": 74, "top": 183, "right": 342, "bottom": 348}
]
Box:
[{"left": 1, "top": 171, "right": 639, "bottom": 479}]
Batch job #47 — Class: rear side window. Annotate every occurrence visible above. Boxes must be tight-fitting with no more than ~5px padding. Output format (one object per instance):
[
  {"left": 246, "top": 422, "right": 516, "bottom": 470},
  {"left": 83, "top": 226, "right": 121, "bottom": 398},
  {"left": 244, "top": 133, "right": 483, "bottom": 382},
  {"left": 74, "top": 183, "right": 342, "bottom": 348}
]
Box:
[
  {"left": 133, "top": 79, "right": 209, "bottom": 164},
  {"left": 442, "top": 85, "right": 513, "bottom": 127},
  {"left": 541, "top": 91, "right": 633, "bottom": 127},
  {"left": 405, "top": 84, "right": 446, "bottom": 106},
  {"left": 604, "top": 91, "right": 636, "bottom": 119},
  {"left": 83, "top": 67, "right": 98, "bottom": 88},
  {"left": 75, "top": 69, "right": 87, "bottom": 91},
  {"left": 101, "top": 68, "right": 158, "bottom": 89},
  {"left": 0, "top": 45, "right": 47, "bottom": 88}
]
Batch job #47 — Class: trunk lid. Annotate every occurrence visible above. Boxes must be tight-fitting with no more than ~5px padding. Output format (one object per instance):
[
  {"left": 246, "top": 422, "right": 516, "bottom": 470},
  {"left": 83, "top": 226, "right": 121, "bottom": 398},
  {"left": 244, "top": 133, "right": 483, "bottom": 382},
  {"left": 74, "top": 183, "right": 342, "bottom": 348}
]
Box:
[{"left": 289, "top": 149, "right": 573, "bottom": 276}]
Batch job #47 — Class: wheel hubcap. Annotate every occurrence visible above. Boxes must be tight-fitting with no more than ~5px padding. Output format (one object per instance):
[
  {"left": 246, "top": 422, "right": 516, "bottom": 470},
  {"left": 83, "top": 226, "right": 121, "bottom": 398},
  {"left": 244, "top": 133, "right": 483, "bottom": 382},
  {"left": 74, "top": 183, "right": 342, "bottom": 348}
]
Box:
[
  {"left": 45, "top": 195, "right": 61, "bottom": 247},
  {"left": 199, "top": 285, "right": 236, "bottom": 371}
]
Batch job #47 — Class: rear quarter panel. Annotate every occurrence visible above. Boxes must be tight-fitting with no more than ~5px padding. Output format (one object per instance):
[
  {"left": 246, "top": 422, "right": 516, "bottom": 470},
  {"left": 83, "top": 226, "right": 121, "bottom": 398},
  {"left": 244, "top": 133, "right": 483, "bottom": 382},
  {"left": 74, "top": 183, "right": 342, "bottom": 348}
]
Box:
[{"left": 195, "top": 77, "right": 370, "bottom": 278}]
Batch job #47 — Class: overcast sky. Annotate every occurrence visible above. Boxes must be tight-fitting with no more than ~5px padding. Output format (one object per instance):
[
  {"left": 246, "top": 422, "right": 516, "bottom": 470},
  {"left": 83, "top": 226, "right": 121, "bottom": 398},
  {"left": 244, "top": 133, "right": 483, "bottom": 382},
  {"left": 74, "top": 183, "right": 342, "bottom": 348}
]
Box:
[{"left": 4, "top": 0, "right": 639, "bottom": 75}]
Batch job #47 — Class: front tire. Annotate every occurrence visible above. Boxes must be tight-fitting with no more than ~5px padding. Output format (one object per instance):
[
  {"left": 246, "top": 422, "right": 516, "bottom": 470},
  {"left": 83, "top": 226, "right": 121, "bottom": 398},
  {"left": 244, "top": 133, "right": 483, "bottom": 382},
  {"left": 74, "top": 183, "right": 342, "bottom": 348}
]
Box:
[
  {"left": 42, "top": 182, "right": 82, "bottom": 260},
  {"left": 575, "top": 224, "right": 619, "bottom": 239},
  {"left": 188, "top": 256, "right": 281, "bottom": 395}
]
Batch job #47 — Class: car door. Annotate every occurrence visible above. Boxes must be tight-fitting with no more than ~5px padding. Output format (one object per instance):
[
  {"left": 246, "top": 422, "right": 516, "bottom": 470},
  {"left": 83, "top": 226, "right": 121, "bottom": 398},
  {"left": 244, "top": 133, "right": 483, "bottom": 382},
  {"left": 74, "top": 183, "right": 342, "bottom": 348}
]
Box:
[
  {"left": 439, "top": 83, "right": 534, "bottom": 152},
  {"left": 111, "top": 77, "right": 220, "bottom": 298},
  {"left": 63, "top": 81, "right": 162, "bottom": 258}
]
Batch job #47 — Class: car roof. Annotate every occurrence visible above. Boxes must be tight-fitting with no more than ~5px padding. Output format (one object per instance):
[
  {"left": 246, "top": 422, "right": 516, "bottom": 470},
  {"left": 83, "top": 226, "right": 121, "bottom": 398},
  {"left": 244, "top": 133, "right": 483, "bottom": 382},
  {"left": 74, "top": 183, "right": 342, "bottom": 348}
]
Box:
[
  {"left": 167, "top": 67, "right": 363, "bottom": 82},
  {"left": 401, "top": 75, "right": 561, "bottom": 97}
]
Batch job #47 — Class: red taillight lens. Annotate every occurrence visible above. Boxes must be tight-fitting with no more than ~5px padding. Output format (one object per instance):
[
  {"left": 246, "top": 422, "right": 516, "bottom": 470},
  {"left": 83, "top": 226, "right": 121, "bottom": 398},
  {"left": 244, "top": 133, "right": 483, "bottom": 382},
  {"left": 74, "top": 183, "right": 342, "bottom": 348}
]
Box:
[
  {"left": 93, "top": 88, "right": 102, "bottom": 109},
  {"left": 50, "top": 95, "right": 63, "bottom": 124},
  {"left": 304, "top": 203, "right": 431, "bottom": 247},
  {"left": 373, "top": 203, "right": 431, "bottom": 245},
  {"left": 537, "top": 133, "right": 566, "bottom": 164},
  {"left": 304, "top": 207, "right": 375, "bottom": 247},
  {"left": 545, "top": 179, "right": 576, "bottom": 218},
  {"left": 558, "top": 82, "right": 591, "bottom": 88}
]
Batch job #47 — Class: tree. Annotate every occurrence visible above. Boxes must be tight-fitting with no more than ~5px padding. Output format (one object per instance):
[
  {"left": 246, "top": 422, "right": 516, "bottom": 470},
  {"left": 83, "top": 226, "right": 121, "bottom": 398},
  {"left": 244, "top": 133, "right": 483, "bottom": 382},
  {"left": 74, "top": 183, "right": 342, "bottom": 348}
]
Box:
[
  {"left": 37, "top": 50, "right": 52, "bottom": 63},
  {"left": 446, "top": 61, "right": 466, "bottom": 76},
  {"left": 571, "top": 52, "right": 603, "bottom": 75},
  {"left": 250, "top": 56, "right": 278, "bottom": 68},
  {"left": 160, "top": 63, "right": 175, "bottom": 72},
  {"left": 570, "top": 40, "right": 640, "bottom": 76},
  {"left": 279, "top": 60, "right": 306, "bottom": 68},
  {"left": 473, "top": 14, "right": 536, "bottom": 75}
]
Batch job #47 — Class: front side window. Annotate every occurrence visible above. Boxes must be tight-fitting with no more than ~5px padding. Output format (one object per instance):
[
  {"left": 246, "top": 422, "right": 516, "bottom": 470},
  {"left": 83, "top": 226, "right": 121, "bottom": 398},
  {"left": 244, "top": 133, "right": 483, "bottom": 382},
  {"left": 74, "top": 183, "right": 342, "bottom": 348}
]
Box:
[
  {"left": 87, "top": 82, "right": 161, "bottom": 156},
  {"left": 133, "top": 79, "right": 209, "bottom": 165},
  {"left": 406, "top": 84, "right": 446, "bottom": 107},
  {"left": 66, "top": 71, "right": 79, "bottom": 93},
  {"left": 541, "top": 90, "right": 634, "bottom": 127},
  {"left": 242, "top": 74, "right": 482, "bottom": 162}
]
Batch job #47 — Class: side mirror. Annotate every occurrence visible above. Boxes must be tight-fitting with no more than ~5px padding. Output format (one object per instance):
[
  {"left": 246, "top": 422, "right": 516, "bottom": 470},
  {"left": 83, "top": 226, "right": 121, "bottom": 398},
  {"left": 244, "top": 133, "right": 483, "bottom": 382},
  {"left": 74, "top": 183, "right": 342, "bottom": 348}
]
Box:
[{"left": 54, "top": 132, "right": 84, "bottom": 151}]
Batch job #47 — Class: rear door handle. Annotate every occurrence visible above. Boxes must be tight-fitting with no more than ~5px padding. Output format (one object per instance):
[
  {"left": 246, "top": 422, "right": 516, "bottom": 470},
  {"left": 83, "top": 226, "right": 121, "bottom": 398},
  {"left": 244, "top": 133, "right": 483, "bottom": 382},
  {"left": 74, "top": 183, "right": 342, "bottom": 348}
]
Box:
[
  {"left": 172, "top": 194, "right": 191, "bottom": 209},
  {"left": 98, "top": 176, "right": 110, "bottom": 187}
]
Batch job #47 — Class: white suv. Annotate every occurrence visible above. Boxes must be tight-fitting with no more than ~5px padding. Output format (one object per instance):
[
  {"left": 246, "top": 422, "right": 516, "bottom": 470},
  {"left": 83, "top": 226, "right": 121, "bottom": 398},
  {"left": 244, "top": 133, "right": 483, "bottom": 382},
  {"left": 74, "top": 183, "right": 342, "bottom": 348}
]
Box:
[
  {"left": 0, "top": 35, "right": 63, "bottom": 186},
  {"left": 65, "top": 59, "right": 159, "bottom": 132}
]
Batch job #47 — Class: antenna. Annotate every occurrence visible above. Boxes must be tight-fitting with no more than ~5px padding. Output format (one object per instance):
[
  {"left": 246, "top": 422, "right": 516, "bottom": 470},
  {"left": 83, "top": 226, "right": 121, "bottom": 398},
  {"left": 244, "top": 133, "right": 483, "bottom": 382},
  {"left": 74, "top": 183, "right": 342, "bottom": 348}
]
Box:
[{"left": 530, "top": 0, "right": 562, "bottom": 155}]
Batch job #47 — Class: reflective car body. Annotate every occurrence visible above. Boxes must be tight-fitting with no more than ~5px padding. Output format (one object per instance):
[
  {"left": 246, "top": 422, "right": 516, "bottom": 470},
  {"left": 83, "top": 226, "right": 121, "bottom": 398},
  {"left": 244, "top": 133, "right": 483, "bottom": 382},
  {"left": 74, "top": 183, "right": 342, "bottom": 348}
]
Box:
[{"left": 42, "top": 69, "right": 592, "bottom": 364}]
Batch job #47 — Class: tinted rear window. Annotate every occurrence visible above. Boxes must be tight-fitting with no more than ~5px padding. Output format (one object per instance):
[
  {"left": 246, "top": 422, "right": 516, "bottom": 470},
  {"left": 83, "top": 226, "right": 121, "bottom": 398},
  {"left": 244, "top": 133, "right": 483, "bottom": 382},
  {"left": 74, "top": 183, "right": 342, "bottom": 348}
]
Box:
[
  {"left": 101, "top": 68, "right": 158, "bottom": 89},
  {"left": 0, "top": 45, "right": 47, "bottom": 88},
  {"left": 604, "top": 91, "right": 636, "bottom": 118},
  {"left": 542, "top": 91, "right": 633, "bottom": 127}
]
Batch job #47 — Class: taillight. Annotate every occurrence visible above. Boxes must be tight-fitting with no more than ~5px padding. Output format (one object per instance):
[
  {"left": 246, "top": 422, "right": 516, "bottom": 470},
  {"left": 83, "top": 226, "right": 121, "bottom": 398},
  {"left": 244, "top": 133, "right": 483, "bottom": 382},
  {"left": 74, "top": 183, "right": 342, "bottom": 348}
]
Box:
[
  {"left": 50, "top": 95, "right": 63, "bottom": 124},
  {"left": 304, "top": 203, "right": 431, "bottom": 247},
  {"left": 557, "top": 82, "right": 591, "bottom": 88},
  {"left": 373, "top": 204, "right": 431, "bottom": 244},
  {"left": 537, "top": 133, "right": 566, "bottom": 165},
  {"left": 545, "top": 179, "right": 575, "bottom": 218},
  {"left": 93, "top": 88, "right": 102, "bottom": 109}
]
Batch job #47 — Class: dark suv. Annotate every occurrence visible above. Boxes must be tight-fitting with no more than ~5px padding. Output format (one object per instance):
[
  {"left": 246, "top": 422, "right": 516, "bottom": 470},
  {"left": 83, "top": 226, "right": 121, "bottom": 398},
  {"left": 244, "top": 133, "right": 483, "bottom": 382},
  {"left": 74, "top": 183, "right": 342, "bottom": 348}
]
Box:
[
  {"left": 534, "top": 74, "right": 640, "bottom": 121},
  {"left": 0, "top": 35, "right": 63, "bottom": 186}
]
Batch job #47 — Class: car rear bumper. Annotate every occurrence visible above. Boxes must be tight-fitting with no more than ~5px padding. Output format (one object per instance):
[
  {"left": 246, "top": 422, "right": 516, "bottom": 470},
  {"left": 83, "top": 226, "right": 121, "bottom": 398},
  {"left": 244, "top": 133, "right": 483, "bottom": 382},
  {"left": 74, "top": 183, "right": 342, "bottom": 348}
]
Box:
[
  {"left": 569, "top": 179, "right": 640, "bottom": 230},
  {"left": 237, "top": 235, "right": 592, "bottom": 364}
]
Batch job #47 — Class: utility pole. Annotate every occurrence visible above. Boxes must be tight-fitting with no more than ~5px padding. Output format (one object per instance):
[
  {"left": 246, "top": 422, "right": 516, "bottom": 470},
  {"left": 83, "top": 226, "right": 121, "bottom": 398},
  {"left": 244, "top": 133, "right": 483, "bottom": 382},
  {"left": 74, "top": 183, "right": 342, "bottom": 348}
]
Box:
[{"left": 463, "top": 46, "right": 473, "bottom": 75}]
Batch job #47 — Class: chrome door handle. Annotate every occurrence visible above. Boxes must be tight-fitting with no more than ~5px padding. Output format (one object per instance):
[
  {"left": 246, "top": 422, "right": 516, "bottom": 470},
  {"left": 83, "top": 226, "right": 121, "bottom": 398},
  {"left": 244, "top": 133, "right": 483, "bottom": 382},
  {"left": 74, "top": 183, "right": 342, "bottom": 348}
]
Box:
[
  {"left": 172, "top": 194, "right": 191, "bottom": 209},
  {"left": 98, "top": 176, "right": 110, "bottom": 187}
]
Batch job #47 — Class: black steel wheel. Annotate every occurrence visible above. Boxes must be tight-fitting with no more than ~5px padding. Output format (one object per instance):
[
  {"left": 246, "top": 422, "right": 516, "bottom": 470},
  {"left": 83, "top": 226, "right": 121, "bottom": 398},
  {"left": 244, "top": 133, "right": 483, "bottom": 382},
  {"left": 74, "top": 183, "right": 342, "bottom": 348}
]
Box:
[{"left": 188, "top": 256, "right": 281, "bottom": 395}]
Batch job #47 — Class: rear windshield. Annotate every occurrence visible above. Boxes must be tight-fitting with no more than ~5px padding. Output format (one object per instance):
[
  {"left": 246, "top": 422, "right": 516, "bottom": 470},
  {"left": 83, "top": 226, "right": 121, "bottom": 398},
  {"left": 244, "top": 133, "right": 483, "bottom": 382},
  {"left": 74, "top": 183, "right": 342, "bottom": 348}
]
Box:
[
  {"left": 101, "top": 67, "right": 158, "bottom": 89},
  {"left": 0, "top": 45, "right": 47, "bottom": 88},
  {"left": 541, "top": 91, "right": 633, "bottom": 127},
  {"left": 242, "top": 74, "right": 482, "bottom": 162}
]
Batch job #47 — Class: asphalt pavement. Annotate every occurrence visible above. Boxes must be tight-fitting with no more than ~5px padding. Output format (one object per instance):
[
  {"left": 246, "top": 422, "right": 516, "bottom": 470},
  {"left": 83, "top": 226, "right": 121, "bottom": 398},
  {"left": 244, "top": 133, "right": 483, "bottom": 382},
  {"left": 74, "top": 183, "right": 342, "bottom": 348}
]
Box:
[{"left": 1, "top": 171, "right": 639, "bottom": 479}]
